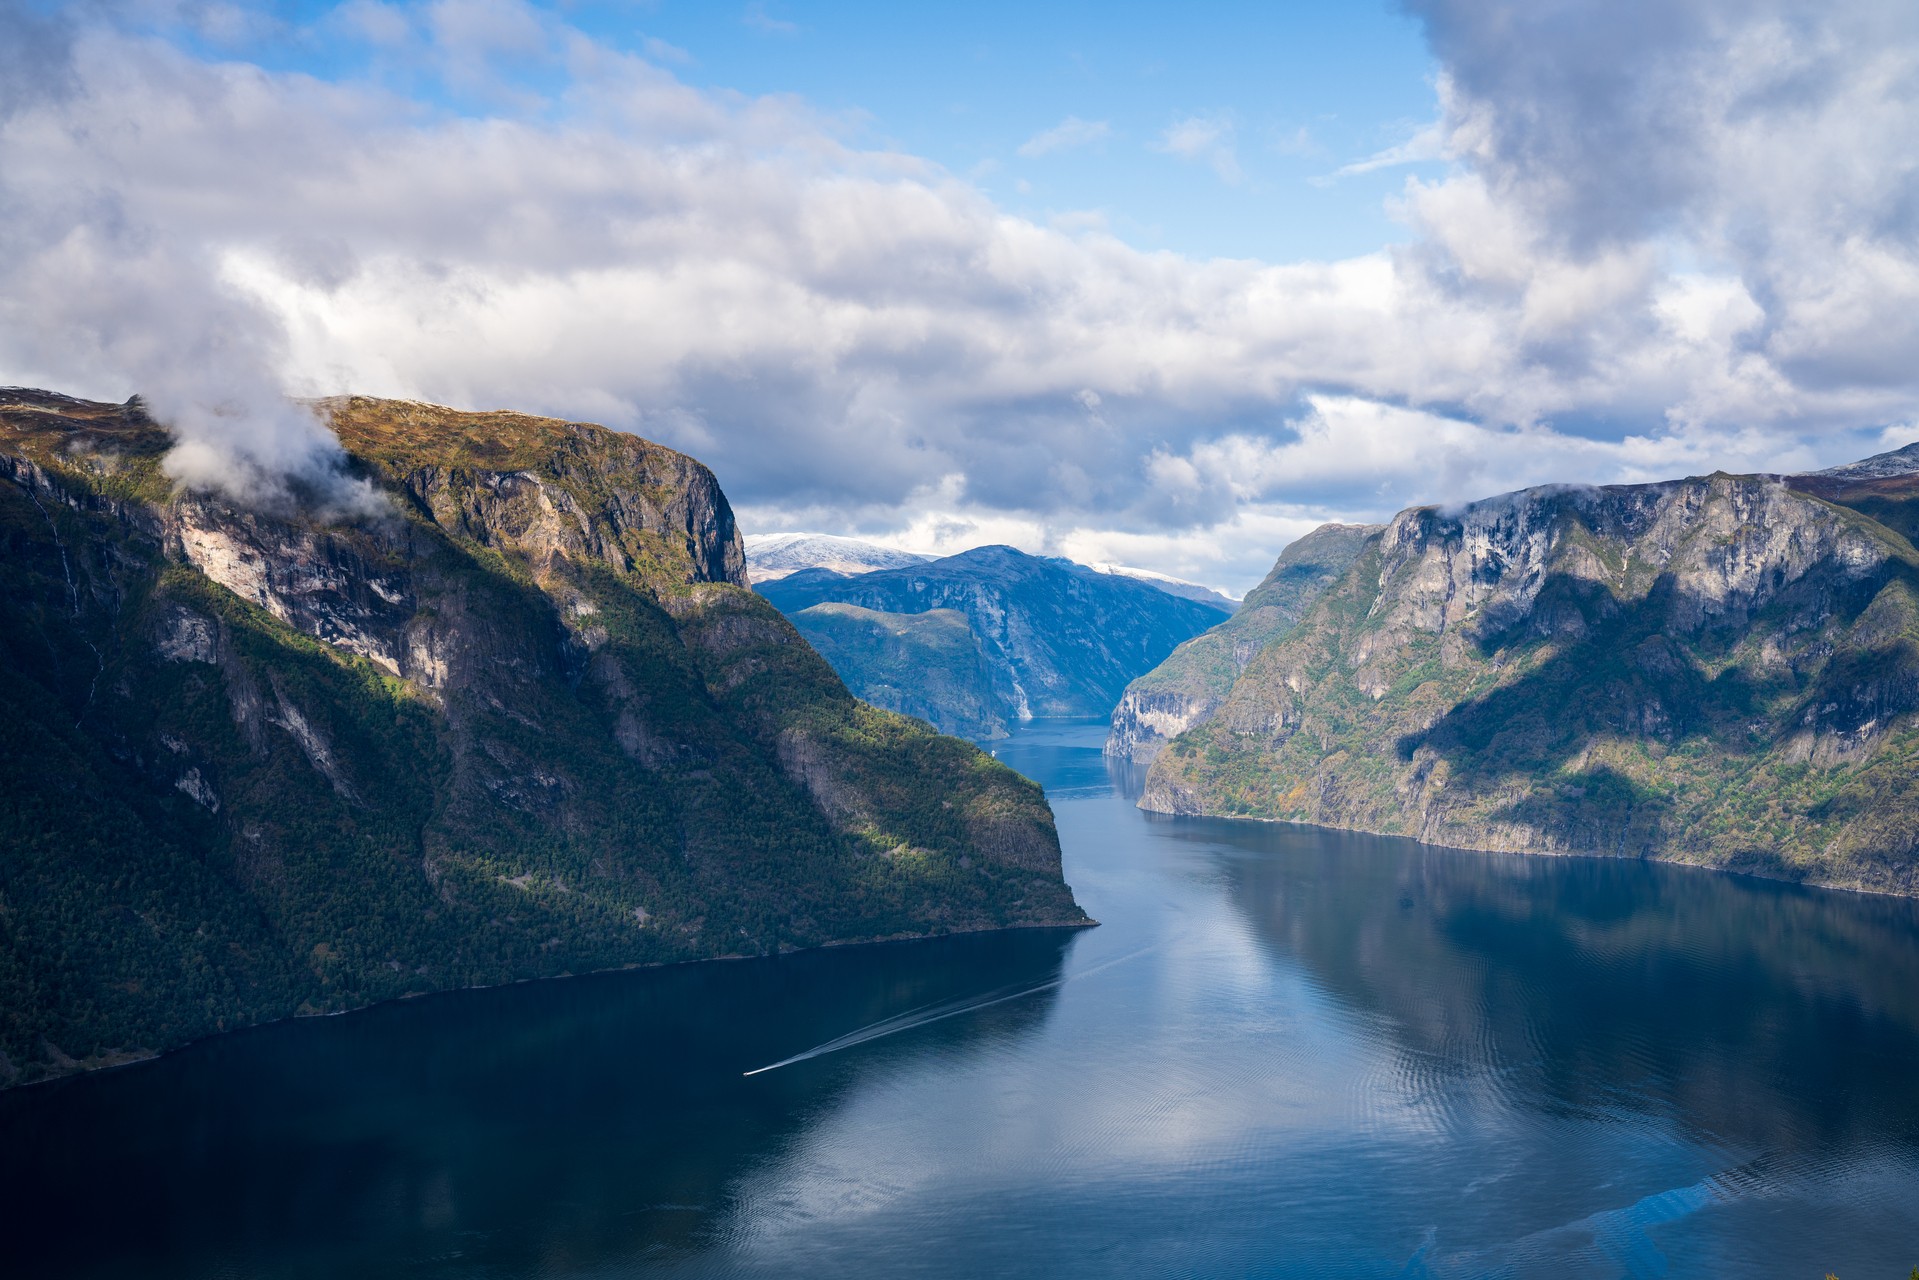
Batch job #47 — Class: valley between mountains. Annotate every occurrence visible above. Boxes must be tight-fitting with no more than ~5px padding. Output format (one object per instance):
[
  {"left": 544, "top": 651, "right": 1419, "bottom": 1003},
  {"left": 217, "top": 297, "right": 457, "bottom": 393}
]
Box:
[
  {"left": 759, "top": 449, "right": 1919, "bottom": 899},
  {"left": 13, "top": 379, "right": 1919, "bottom": 1093}
]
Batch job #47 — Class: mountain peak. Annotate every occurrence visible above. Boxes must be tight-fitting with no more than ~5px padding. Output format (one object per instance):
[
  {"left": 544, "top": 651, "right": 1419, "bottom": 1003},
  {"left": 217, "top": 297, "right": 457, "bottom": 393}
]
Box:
[
  {"left": 1813, "top": 441, "right": 1919, "bottom": 480},
  {"left": 743, "top": 532, "right": 931, "bottom": 583}
]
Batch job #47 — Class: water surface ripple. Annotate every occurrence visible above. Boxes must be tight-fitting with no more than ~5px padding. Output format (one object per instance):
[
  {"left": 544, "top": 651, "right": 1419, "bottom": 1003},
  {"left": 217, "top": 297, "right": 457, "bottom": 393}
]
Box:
[{"left": 4, "top": 720, "right": 1918, "bottom": 1277}]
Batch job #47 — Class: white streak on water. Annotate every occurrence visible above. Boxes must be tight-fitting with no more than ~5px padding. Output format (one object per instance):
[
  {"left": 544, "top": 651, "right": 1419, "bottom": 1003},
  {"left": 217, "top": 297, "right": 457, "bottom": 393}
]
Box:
[{"left": 743, "top": 945, "right": 1157, "bottom": 1077}]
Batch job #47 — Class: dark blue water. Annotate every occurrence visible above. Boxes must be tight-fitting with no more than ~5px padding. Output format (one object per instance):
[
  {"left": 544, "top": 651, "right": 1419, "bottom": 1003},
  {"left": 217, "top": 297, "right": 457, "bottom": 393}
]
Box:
[{"left": 5, "top": 720, "right": 1919, "bottom": 1277}]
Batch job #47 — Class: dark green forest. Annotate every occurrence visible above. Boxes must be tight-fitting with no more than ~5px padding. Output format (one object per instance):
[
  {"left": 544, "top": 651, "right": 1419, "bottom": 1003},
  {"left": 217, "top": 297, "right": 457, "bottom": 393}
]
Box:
[{"left": 0, "top": 392, "right": 1084, "bottom": 1086}]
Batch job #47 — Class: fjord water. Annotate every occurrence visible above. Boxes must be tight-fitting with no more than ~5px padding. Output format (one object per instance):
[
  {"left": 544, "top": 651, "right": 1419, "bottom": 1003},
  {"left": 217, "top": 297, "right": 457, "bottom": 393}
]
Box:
[{"left": 6, "top": 723, "right": 1919, "bottom": 1277}]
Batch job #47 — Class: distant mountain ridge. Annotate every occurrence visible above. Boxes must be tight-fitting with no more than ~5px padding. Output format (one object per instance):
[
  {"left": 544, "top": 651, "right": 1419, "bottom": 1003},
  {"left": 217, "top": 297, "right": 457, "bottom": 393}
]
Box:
[
  {"left": 758, "top": 545, "right": 1229, "bottom": 738},
  {"left": 782, "top": 604, "right": 1020, "bottom": 740},
  {"left": 747, "top": 531, "right": 1240, "bottom": 613},
  {"left": 1136, "top": 447, "right": 1919, "bottom": 896},
  {"left": 744, "top": 533, "right": 932, "bottom": 583},
  {"left": 1058, "top": 560, "right": 1241, "bottom": 611},
  {"left": 1813, "top": 441, "right": 1919, "bottom": 480}
]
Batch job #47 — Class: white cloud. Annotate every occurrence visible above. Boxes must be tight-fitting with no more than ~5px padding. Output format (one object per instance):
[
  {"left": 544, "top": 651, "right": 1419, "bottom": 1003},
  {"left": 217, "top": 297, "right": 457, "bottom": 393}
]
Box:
[
  {"left": 1152, "top": 113, "right": 1241, "bottom": 185},
  {"left": 742, "top": 3, "right": 797, "bottom": 37},
  {"left": 641, "top": 34, "right": 693, "bottom": 66},
  {"left": 333, "top": 0, "right": 411, "bottom": 48},
  {"left": 1016, "top": 115, "right": 1111, "bottom": 158},
  {"left": 1317, "top": 120, "right": 1444, "bottom": 183},
  {"left": 1, "top": 0, "right": 1917, "bottom": 591}
]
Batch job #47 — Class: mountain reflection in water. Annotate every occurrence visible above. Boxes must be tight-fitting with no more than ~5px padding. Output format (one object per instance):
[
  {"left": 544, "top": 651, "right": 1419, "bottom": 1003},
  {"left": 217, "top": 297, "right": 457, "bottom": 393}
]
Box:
[{"left": 2, "top": 719, "right": 1916, "bottom": 1278}]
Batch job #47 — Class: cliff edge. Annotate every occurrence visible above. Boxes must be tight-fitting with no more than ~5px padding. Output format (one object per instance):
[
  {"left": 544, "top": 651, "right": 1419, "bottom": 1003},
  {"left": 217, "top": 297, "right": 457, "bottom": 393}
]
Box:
[
  {"left": 1142, "top": 462, "right": 1919, "bottom": 895},
  {"left": 0, "top": 390, "right": 1086, "bottom": 1087}
]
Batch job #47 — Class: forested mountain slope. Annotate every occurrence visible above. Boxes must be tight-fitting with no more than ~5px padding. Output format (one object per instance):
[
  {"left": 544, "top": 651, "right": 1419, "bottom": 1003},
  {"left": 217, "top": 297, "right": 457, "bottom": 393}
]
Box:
[
  {"left": 783, "top": 603, "right": 1018, "bottom": 741},
  {"left": 1107, "top": 524, "right": 1377, "bottom": 761},
  {"left": 0, "top": 390, "right": 1085, "bottom": 1087},
  {"left": 1143, "top": 459, "right": 1919, "bottom": 895}
]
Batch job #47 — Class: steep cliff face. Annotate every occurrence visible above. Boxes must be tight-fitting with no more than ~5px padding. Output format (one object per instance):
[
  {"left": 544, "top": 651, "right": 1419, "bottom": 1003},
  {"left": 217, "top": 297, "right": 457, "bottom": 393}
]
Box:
[
  {"left": 1143, "top": 464, "right": 1919, "bottom": 894},
  {"left": 758, "top": 545, "right": 1229, "bottom": 730},
  {"left": 1106, "top": 524, "right": 1377, "bottom": 761},
  {"left": 0, "top": 390, "right": 1085, "bottom": 1087}
]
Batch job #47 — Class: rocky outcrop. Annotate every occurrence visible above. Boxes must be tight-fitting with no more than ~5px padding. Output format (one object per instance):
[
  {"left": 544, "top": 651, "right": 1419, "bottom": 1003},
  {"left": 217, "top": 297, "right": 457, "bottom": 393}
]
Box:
[
  {"left": 0, "top": 389, "right": 1086, "bottom": 1087},
  {"left": 1142, "top": 462, "right": 1919, "bottom": 895},
  {"left": 1106, "top": 523, "right": 1376, "bottom": 761},
  {"left": 759, "top": 544, "right": 1229, "bottom": 732}
]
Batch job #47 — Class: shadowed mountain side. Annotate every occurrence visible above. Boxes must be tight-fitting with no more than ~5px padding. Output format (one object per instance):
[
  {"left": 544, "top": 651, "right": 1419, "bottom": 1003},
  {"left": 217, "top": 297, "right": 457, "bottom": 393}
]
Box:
[
  {"left": 787, "top": 604, "right": 1018, "bottom": 740},
  {"left": 758, "top": 545, "right": 1228, "bottom": 728},
  {"left": 1143, "top": 466, "right": 1919, "bottom": 894},
  {"left": 0, "top": 390, "right": 1086, "bottom": 1088},
  {"left": 1107, "top": 523, "right": 1378, "bottom": 761}
]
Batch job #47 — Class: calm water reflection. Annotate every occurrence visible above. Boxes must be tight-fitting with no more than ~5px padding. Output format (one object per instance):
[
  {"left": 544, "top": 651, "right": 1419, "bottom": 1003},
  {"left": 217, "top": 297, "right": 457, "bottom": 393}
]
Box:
[{"left": 4, "top": 720, "right": 1918, "bottom": 1277}]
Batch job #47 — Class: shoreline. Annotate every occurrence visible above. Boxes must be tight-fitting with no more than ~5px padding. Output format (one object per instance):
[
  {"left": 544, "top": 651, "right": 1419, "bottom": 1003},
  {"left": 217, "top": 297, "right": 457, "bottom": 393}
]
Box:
[
  {"left": 1139, "top": 801, "right": 1919, "bottom": 902},
  {"left": 0, "top": 915, "right": 1098, "bottom": 1096}
]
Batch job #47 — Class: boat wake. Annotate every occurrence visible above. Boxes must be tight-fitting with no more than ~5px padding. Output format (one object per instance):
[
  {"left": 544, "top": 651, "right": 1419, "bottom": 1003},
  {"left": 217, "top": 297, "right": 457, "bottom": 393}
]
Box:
[{"left": 743, "top": 945, "right": 1155, "bottom": 1077}]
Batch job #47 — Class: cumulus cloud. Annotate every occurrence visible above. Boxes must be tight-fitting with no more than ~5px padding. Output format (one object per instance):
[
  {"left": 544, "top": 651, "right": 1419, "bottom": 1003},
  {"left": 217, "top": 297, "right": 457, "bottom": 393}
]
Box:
[
  {"left": 0, "top": 0, "right": 73, "bottom": 115},
  {"left": 0, "top": 0, "right": 1915, "bottom": 586},
  {"left": 1017, "top": 115, "right": 1111, "bottom": 158},
  {"left": 0, "top": 0, "right": 374, "bottom": 512},
  {"left": 1404, "top": 0, "right": 1919, "bottom": 406}
]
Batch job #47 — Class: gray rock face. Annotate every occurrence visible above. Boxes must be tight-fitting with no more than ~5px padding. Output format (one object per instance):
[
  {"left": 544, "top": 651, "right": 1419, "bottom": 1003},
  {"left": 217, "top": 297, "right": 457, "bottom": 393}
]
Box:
[
  {"left": 0, "top": 389, "right": 1085, "bottom": 1088},
  {"left": 1815, "top": 442, "right": 1919, "bottom": 479},
  {"left": 1137, "top": 463, "right": 1919, "bottom": 895},
  {"left": 161, "top": 444, "right": 749, "bottom": 702}
]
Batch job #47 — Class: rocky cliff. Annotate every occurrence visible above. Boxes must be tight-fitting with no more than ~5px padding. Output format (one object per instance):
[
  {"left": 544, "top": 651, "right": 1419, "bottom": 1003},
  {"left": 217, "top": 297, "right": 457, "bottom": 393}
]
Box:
[
  {"left": 1106, "top": 524, "right": 1377, "bottom": 761},
  {"left": 1142, "top": 460, "right": 1919, "bottom": 894},
  {"left": 0, "top": 390, "right": 1086, "bottom": 1087},
  {"left": 758, "top": 545, "right": 1229, "bottom": 736}
]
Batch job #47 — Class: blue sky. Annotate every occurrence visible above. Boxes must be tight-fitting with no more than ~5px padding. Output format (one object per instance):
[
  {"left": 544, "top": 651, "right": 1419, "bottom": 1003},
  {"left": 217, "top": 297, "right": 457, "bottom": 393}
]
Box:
[
  {"left": 582, "top": 1, "right": 1446, "bottom": 262},
  {"left": 160, "top": 0, "right": 1447, "bottom": 263},
  {"left": 5, "top": 0, "right": 1919, "bottom": 590}
]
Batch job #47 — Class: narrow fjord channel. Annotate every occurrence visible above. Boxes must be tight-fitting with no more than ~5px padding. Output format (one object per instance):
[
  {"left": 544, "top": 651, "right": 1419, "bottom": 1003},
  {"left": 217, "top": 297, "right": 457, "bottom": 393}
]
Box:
[{"left": 5, "top": 720, "right": 1919, "bottom": 1278}]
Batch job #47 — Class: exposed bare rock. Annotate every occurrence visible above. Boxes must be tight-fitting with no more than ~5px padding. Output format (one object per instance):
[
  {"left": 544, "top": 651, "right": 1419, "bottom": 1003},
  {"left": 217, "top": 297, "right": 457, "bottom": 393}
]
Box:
[
  {"left": 1144, "top": 466, "right": 1919, "bottom": 895},
  {"left": 0, "top": 387, "right": 1085, "bottom": 1089}
]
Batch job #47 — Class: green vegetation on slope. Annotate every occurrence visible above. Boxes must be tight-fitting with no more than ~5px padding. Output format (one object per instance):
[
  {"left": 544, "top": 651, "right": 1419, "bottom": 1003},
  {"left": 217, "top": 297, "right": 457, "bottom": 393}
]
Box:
[
  {"left": 788, "top": 603, "right": 1014, "bottom": 740},
  {"left": 1144, "top": 470, "right": 1919, "bottom": 895},
  {"left": 759, "top": 544, "right": 1229, "bottom": 730},
  {"left": 0, "top": 391, "right": 1084, "bottom": 1086},
  {"left": 1106, "top": 523, "right": 1378, "bottom": 760}
]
